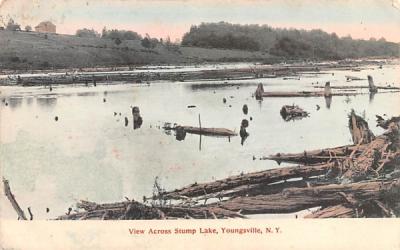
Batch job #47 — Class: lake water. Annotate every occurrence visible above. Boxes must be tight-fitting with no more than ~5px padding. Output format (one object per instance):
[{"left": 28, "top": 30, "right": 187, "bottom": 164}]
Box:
[{"left": 1, "top": 63, "right": 399, "bottom": 219}]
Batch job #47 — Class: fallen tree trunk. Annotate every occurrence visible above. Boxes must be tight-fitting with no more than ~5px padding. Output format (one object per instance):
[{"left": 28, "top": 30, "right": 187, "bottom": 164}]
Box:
[
  {"left": 3, "top": 178, "right": 27, "bottom": 220},
  {"left": 313, "top": 86, "right": 400, "bottom": 90},
  {"left": 179, "top": 178, "right": 336, "bottom": 205},
  {"left": 157, "top": 162, "right": 339, "bottom": 200},
  {"left": 164, "top": 125, "right": 237, "bottom": 137},
  {"left": 255, "top": 83, "right": 361, "bottom": 98},
  {"left": 56, "top": 200, "right": 244, "bottom": 220},
  {"left": 263, "top": 144, "right": 368, "bottom": 165},
  {"left": 305, "top": 204, "right": 355, "bottom": 218},
  {"left": 215, "top": 178, "right": 399, "bottom": 215},
  {"left": 345, "top": 75, "right": 364, "bottom": 81}
]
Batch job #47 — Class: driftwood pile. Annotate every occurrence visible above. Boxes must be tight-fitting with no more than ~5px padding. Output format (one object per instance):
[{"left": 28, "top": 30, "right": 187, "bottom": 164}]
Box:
[
  {"left": 4, "top": 111, "right": 400, "bottom": 219},
  {"left": 52, "top": 111, "right": 399, "bottom": 219}
]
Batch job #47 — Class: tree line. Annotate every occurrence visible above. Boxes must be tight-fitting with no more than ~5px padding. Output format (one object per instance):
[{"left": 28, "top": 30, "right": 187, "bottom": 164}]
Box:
[
  {"left": 75, "top": 27, "right": 163, "bottom": 49},
  {"left": 0, "top": 17, "right": 32, "bottom": 32},
  {"left": 181, "top": 22, "right": 399, "bottom": 59}
]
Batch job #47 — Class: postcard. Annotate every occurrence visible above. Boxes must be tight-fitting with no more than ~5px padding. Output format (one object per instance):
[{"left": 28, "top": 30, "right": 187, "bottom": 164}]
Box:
[{"left": 0, "top": 0, "right": 399, "bottom": 249}]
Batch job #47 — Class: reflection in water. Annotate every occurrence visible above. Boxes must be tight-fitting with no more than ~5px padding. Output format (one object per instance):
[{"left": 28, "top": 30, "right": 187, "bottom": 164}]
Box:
[
  {"left": 240, "top": 119, "right": 249, "bottom": 145},
  {"left": 133, "top": 117, "right": 143, "bottom": 129},
  {"left": 132, "top": 106, "right": 143, "bottom": 129},
  {"left": 369, "top": 92, "right": 376, "bottom": 103},
  {"left": 25, "top": 97, "right": 34, "bottom": 106},
  {"left": 124, "top": 117, "right": 128, "bottom": 127},
  {"left": 37, "top": 97, "right": 57, "bottom": 109},
  {"left": 189, "top": 82, "right": 257, "bottom": 91},
  {"left": 175, "top": 127, "right": 186, "bottom": 141},
  {"left": 7, "top": 97, "right": 23, "bottom": 109},
  {"left": 280, "top": 113, "right": 307, "bottom": 122},
  {"left": 324, "top": 96, "right": 332, "bottom": 109},
  {"left": 257, "top": 99, "right": 263, "bottom": 109},
  {"left": 76, "top": 92, "right": 98, "bottom": 97},
  {"left": 344, "top": 96, "right": 351, "bottom": 104},
  {"left": 242, "top": 104, "right": 248, "bottom": 115}
]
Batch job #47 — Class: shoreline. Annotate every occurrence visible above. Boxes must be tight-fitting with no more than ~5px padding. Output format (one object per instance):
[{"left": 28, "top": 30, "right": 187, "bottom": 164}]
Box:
[{"left": 0, "top": 58, "right": 396, "bottom": 86}]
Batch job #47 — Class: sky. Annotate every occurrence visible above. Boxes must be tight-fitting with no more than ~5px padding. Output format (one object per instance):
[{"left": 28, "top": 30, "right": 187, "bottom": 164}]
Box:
[{"left": 0, "top": 0, "right": 399, "bottom": 42}]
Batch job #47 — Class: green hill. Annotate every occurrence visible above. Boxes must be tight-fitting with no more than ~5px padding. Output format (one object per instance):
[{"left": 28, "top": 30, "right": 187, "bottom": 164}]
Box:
[
  {"left": 182, "top": 22, "right": 400, "bottom": 60},
  {"left": 0, "top": 31, "right": 275, "bottom": 70}
]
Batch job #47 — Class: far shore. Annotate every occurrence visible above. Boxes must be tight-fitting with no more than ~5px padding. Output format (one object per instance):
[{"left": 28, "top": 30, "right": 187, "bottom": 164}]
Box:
[{"left": 1, "top": 58, "right": 397, "bottom": 86}]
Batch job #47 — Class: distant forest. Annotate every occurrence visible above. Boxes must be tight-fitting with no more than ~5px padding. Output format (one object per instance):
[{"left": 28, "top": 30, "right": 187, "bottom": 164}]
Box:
[{"left": 181, "top": 22, "right": 400, "bottom": 59}]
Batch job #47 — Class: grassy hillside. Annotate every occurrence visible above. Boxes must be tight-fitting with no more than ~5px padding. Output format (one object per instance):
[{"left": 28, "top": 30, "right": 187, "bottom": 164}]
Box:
[{"left": 0, "top": 31, "right": 276, "bottom": 70}]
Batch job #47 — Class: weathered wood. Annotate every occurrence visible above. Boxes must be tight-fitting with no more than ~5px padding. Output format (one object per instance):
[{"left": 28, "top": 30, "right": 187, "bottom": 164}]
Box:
[
  {"left": 348, "top": 110, "right": 375, "bottom": 144},
  {"left": 183, "top": 178, "right": 335, "bottom": 204},
  {"left": 280, "top": 105, "right": 309, "bottom": 121},
  {"left": 342, "top": 136, "right": 399, "bottom": 181},
  {"left": 343, "top": 114, "right": 400, "bottom": 180},
  {"left": 324, "top": 81, "right": 332, "bottom": 97},
  {"left": 256, "top": 83, "right": 359, "bottom": 98},
  {"left": 56, "top": 200, "right": 244, "bottom": 220},
  {"left": 165, "top": 125, "right": 237, "bottom": 137},
  {"left": 345, "top": 75, "right": 364, "bottom": 81},
  {"left": 305, "top": 204, "right": 355, "bottom": 218},
  {"left": 368, "top": 75, "right": 378, "bottom": 93},
  {"left": 3, "top": 178, "right": 27, "bottom": 220},
  {"left": 215, "top": 179, "right": 398, "bottom": 215},
  {"left": 48, "top": 112, "right": 400, "bottom": 220},
  {"left": 158, "top": 162, "right": 338, "bottom": 200},
  {"left": 263, "top": 144, "right": 368, "bottom": 165},
  {"left": 376, "top": 115, "right": 400, "bottom": 130},
  {"left": 313, "top": 86, "right": 400, "bottom": 90},
  {"left": 261, "top": 91, "right": 326, "bottom": 97},
  {"left": 255, "top": 83, "right": 264, "bottom": 100}
]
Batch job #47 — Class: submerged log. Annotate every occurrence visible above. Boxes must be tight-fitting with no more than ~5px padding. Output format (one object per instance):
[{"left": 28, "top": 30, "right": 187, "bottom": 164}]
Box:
[
  {"left": 313, "top": 86, "right": 400, "bottom": 90},
  {"left": 164, "top": 125, "right": 237, "bottom": 137},
  {"left": 261, "top": 91, "right": 327, "bottom": 97},
  {"left": 256, "top": 83, "right": 357, "bottom": 98},
  {"left": 345, "top": 75, "right": 364, "bottom": 81}
]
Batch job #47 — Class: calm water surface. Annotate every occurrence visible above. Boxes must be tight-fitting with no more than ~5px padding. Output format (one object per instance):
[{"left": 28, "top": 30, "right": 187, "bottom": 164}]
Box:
[{"left": 1, "top": 63, "right": 399, "bottom": 219}]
